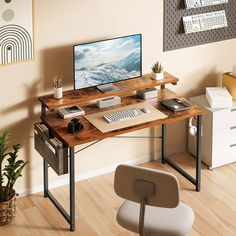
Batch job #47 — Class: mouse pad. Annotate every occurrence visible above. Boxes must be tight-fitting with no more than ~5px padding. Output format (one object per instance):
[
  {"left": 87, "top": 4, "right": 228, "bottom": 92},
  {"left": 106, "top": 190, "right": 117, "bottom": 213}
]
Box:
[{"left": 84, "top": 102, "right": 167, "bottom": 133}]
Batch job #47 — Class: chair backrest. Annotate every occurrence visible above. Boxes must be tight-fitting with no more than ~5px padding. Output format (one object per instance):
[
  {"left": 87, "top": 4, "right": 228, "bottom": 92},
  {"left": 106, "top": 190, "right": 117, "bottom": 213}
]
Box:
[{"left": 114, "top": 164, "right": 180, "bottom": 208}]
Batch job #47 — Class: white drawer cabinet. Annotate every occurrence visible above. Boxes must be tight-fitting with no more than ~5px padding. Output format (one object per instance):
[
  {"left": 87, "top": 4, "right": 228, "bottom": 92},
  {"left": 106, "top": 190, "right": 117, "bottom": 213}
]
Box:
[{"left": 188, "top": 95, "right": 236, "bottom": 169}]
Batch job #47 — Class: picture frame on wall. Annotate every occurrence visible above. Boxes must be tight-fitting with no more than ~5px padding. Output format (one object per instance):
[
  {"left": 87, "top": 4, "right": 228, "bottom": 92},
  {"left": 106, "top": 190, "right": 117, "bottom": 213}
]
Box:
[{"left": 0, "top": 0, "right": 34, "bottom": 65}]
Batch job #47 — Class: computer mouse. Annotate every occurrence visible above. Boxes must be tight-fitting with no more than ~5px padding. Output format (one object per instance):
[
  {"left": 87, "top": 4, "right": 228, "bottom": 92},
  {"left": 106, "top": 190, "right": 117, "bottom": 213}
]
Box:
[{"left": 141, "top": 107, "right": 150, "bottom": 113}]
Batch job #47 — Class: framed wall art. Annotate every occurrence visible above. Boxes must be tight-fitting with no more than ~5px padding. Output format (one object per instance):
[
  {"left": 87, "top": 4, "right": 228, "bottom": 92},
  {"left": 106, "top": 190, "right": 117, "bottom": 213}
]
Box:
[{"left": 0, "top": 0, "right": 33, "bottom": 65}]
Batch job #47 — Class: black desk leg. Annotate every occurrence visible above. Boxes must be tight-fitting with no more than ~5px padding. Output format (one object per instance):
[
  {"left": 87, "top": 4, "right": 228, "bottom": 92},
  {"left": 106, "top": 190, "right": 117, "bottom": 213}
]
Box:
[
  {"left": 42, "top": 104, "right": 48, "bottom": 198},
  {"left": 161, "top": 116, "right": 202, "bottom": 192},
  {"left": 161, "top": 84, "right": 166, "bottom": 164},
  {"left": 41, "top": 103, "right": 46, "bottom": 117},
  {"left": 161, "top": 124, "right": 166, "bottom": 164},
  {"left": 69, "top": 147, "right": 75, "bottom": 231},
  {"left": 196, "top": 115, "right": 202, "bottom": 192},
  {"left": 43, "top": 159, "right": 49, "bottom": 198}
]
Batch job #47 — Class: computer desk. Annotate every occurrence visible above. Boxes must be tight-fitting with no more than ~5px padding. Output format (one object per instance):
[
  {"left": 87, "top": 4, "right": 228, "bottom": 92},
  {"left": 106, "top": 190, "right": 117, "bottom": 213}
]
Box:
[{"left": 37, "top": 72, "right": 203, "bottom": 231}]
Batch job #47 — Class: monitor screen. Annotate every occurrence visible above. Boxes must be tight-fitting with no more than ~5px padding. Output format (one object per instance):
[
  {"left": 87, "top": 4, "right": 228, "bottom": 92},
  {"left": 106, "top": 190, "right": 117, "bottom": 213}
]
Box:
[{"left": 73, "top": 34, "right": 142, "bottom": 90}]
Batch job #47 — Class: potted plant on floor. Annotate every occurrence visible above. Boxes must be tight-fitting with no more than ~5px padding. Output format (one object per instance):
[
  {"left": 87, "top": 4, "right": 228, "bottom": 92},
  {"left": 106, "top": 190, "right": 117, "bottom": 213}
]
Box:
[
  {"left": 0, "top": 131, "right": 28, "bottom": 225},
  {"left": 151, "top": 61, "right": 164, "bottom": 80}
]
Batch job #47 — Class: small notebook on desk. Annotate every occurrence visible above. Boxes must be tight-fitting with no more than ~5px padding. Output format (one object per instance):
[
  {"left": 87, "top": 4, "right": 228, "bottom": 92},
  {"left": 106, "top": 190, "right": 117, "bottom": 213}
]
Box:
[
  {"left": 84, "top": 102, "right": 167, "bottom": 133},
  {"left": 160, "top": 98, "right": 191, "bottom": 112},
  {"left": 57, "top": 105, "right": 85, "bottom": 119}
]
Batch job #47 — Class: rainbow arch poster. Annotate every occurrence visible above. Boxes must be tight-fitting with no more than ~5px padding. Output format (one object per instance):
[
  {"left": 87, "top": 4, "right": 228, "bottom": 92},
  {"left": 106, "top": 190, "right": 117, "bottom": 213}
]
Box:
[{"left": 0, "top": 0, "right": 33, "bottom": 65}]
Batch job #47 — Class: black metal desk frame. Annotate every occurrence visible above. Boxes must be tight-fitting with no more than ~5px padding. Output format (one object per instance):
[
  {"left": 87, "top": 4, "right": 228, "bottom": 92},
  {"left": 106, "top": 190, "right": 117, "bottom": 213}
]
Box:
[
  {"left": 40, "top": 86, "right": 202, "bottom": 232},
  {"left": 160, "top": 84, "right": 202, "bottom": 192}
]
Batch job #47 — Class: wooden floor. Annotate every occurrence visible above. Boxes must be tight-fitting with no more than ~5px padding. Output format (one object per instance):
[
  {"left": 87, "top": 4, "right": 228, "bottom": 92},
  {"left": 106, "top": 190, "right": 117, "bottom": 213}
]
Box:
[{"left": 1, "top": 153, "right": 236, "bottom": 236}]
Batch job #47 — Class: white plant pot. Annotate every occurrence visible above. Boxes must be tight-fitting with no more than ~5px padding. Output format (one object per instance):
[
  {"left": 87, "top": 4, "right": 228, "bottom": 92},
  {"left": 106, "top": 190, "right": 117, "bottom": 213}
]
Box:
[
  {"left": 152, "top": 72, "right": 164, "bottom": 80},
  {"left": 233, "top": 64, "right": 236, "bottom": 77},
  {"left": 54, "top": 87, "right": 63, "bottom": 99}
]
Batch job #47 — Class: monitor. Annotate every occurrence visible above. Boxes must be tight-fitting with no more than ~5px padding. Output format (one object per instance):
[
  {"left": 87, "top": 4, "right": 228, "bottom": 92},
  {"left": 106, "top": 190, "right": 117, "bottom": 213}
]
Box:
[{"left": 73, "top": 34, "right": 142, "bottom": 92}]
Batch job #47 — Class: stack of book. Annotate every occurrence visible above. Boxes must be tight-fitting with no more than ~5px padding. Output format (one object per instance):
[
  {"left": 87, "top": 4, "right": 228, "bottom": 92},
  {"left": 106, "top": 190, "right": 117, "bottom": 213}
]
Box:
[
  {"left": 35, "top": 123, "right": 49, "bottom": 137},
  {"left": 35, "top": 123, "right": 63, "bottom": 154},
  {"left": 45, "top": 137, "right": 63, "bottom": 154},
  {"left": 57, "top": 105, "right": 85, "bottom": 119},
  {"left": 206, "top": 87, "right": 232, "bottom": 108}
]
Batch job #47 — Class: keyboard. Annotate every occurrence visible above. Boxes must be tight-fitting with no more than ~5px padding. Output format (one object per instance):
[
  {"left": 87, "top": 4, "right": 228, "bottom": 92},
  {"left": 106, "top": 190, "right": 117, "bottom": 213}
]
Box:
[
  {"left": 185, "top": 0, "right": 228, "bottom": 9},
  {"left": 103, "top": 108, "right": 145, "bottom": 123},
  {"left": 183, "top": 10, "right": 228, "bottom": 34}
]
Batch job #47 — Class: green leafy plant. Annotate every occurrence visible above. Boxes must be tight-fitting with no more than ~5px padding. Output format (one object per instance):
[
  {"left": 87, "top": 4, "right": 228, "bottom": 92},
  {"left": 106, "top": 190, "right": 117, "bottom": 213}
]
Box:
[
  {"left": 151, "top": 61, "right": 164, "bottom": 73},
  {"left": 0, "top": 131, "right": 28, "bottom": 202}
]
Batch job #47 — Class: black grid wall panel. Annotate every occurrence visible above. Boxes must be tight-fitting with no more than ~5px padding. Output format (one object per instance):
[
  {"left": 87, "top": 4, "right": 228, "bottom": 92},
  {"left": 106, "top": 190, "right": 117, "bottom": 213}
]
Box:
[{"left": 164, "top": 0, "right": 236, "bottom": 51}]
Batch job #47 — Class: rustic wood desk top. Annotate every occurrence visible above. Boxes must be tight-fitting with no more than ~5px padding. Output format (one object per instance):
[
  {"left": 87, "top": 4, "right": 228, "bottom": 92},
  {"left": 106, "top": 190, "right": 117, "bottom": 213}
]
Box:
[
  {"left": 39, "top": 72, "right": 178, "bottom": 110},
  {"left": 41, "top": 89, "right": 203, "bottom": 148}
]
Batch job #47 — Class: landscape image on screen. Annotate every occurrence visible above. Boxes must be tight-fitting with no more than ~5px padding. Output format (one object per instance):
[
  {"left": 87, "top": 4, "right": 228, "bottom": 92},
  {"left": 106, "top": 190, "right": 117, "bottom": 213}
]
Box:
[{"left": 74, "top": 34, "right": 141, "bottom": 89}]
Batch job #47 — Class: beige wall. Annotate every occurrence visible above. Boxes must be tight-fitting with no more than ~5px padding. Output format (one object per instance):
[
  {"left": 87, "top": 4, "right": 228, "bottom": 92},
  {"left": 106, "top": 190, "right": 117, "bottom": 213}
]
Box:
[{"left": 1, "top": 0, "right": 236, "bottom": 193}]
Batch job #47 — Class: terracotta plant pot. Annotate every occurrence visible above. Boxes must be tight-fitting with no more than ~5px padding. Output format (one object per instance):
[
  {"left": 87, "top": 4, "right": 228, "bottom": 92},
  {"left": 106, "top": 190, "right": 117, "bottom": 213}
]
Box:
[{"left": 0, "top": 189, "right": 16, "bottom": 226}]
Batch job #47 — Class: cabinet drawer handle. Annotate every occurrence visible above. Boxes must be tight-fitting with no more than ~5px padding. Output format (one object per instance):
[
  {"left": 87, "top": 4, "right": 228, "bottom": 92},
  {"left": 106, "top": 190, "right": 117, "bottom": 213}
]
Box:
[
  {"left": 230, "top": 144, "right": 236, "bottom": 148},
  {"left": 231, "top": 108, "right": 236, "bottom": 112},
  {"left": 230, "top": 126, "right": 236, "bottom": 130}
]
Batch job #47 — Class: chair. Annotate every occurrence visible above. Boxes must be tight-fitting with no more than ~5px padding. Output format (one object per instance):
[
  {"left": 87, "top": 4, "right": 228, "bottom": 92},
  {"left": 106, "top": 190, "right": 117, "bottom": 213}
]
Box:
[{"left": 114, "top": 165, "right": 194, "bottom": 236}]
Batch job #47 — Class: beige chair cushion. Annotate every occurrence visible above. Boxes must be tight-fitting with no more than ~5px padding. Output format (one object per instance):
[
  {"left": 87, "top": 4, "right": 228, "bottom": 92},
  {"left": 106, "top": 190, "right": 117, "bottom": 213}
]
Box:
[{"left": 117, "top": 200, "right": 194, "bottom": 236}]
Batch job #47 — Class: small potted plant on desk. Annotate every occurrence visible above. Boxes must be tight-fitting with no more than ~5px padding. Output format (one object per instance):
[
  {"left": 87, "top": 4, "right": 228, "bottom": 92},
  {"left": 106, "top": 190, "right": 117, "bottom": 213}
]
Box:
[
  {"left": 151, "top": 61, "right": 164, "bottom": 80},
  {"left": 0, "top": 131, "right": 28, "bottom": 225}
]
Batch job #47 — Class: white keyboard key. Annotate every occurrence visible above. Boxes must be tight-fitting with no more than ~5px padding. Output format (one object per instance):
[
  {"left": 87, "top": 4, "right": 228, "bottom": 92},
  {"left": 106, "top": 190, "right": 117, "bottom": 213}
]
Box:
[
  {"left": 183, "top": 10, "right": 228, "bottom": 34},
  {"left": 104, "top": 108, "right": 145, "bottom": 123},
  {"left": 185, "top": 0, "right": 228, "bottom": 9}
]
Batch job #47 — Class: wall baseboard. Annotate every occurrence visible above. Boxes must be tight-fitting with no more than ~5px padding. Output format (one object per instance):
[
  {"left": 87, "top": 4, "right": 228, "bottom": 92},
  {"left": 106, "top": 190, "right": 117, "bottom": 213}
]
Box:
[
  {"left": 18, "top": 145, "right": 185, "bottom": 198},
  {"left": 18, "top": 155, "right": 151, "bottom": 197}
]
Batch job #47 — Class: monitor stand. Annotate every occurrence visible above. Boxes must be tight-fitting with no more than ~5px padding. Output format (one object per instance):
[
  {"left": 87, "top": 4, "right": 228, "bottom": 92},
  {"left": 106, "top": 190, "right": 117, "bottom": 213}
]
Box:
[{"left": 97, "top": 83, "right": 120, "bottom": 93}]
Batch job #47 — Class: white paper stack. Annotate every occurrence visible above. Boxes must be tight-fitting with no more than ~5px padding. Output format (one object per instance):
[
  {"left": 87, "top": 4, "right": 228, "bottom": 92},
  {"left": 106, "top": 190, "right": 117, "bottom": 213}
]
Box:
[{"left": 206, "top": 87, "right": 232, "bottom": 108}]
